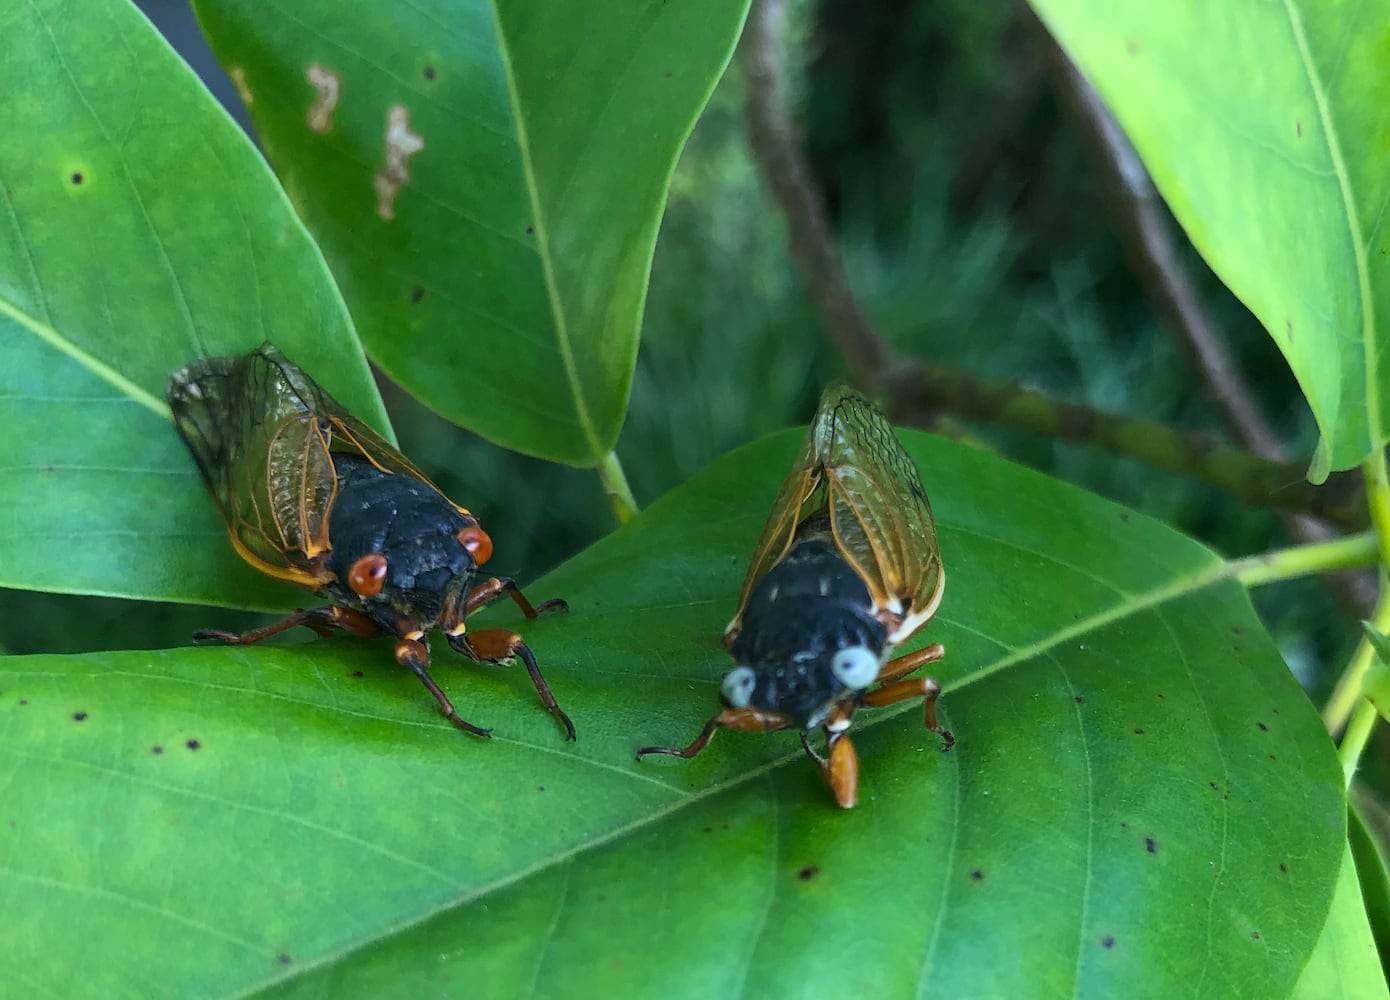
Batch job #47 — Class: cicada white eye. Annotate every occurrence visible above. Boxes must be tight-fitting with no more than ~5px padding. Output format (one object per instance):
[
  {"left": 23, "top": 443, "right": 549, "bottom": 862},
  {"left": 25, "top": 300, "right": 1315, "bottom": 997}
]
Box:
[
  {"left": 830, "top": 646, "right": 879, "bottom": 690},
  {"left": 721, "top": 666, "right": 757, "bottom": 708}
]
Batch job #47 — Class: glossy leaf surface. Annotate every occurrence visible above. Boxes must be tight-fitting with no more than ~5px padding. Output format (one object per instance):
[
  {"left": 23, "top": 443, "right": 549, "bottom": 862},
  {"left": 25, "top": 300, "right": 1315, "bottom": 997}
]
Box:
[
  {"left": 0, "top": 431, "right": 1346, "bottom": 997},
  {"left": 0, "top": 0, "right": 384, "bottom": 608},
  {"left": 192, "top": 0, "right": 750, "bottom": 465}
]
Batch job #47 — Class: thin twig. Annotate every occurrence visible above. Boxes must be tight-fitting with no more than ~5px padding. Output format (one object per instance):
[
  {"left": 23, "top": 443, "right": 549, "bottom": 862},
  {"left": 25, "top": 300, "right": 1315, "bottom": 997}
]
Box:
[
  {"left": 742, "top": 0, "right": 898, "bottom": 385},
  {"left": 739, "top": 0, "right": 1366, "bottom": 533}
]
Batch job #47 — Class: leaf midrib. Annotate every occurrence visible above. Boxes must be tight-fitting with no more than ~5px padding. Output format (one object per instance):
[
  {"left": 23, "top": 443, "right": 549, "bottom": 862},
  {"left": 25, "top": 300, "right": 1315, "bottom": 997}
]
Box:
[
  {"left": 487, "top": 4, "right": 604, "bottom": 463},
  {"left": 1282, "top": 0, "right": 1381, "bottom": 450}
]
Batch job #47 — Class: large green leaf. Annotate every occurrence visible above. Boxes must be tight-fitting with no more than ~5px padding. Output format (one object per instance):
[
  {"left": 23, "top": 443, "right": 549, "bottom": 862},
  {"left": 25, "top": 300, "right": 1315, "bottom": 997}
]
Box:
[
  {"left": 0, "top": 0, "right": 383, "bottom": 608},
  {"left": 191, "top": 0, "right": 750, "bottom": 466},
  {"left": 1028, "top": 0, "right": 1390, "bottom": 481},
  {"left": 1291, "top": 834, "right": 1387, "bottom": 1000},
  {"left": 0, "top": 431, "right": 1346, "bottom": 997}
]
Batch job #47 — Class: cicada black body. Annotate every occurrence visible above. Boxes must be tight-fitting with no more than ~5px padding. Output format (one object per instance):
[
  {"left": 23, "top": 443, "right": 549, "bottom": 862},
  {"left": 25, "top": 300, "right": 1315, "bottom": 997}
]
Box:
[
  {"left": 167, "top": 342, "right": 574, "bottom": 740},
  {"left": 638, "top": 385, "right": 951, "bottom": 807}
]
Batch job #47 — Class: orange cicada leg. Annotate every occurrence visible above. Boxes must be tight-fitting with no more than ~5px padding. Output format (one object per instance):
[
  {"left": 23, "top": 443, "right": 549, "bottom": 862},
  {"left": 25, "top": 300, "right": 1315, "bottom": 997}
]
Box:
[
  {"left": 192, "top": 604, "right": 381, "bottom": 645},
  {"left": 862, "top": 675, "right": 954, "bottom": 751},
  {"left": 446, "top": 629, "right": 576, "bottom": 741},
  {"left": 464, "top": 576, "right": 567, "bottom": 619},
  {"left": 636, "top": 707, "right": 795, "bottom": 762},
  {"left": 393, "top": 636, "right": 492, "bottom": 739}
]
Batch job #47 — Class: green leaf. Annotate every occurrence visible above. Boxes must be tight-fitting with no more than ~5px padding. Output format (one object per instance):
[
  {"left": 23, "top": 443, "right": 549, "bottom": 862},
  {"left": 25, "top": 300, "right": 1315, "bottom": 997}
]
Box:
[
  {"left": 1291, "top": 830, "right": 1388, "bottom": 1000},
  {"left": 1346, "top": 801, "right": 1390, "bottom": 991},
  {"left": 191, "top": 0, "right": 751, "bottom": 466},
  {"left": 0, "top": 431, "right": 1343, "bottom": 997},
  {"left": 1027, "top": 0, "right": 1390, "bottom": 481},
  {"left": 0, "top": 0, "right": 384, "bottom": 608}
]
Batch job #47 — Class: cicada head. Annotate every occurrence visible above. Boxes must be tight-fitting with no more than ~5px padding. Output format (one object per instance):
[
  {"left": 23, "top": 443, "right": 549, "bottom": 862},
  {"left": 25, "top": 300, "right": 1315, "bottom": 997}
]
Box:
[
  {"left": 325, "top": 455, "right": 493, "bottom": 628},
  {"left": 722, "top": 538, "right": 889, "bottom": 730}
]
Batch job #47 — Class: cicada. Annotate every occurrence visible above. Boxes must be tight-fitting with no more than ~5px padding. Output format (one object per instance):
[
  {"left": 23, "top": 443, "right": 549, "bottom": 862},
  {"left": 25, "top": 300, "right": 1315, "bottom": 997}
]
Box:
[
  {"left": 637, "top": 385, "right": 951, "bottom": 807},
  {"left": 166, "top": 342, "right": 574, "bottom": 740}
]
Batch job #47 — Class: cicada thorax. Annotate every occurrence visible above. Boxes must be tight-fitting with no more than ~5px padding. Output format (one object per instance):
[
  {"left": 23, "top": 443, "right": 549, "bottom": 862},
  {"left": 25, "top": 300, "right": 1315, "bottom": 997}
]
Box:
[
  {"left": 321, "top": 453, "right": 480, "bottom": 634},
  {"left": 723, "top": 510, "right": 892, "bottom": 731}
]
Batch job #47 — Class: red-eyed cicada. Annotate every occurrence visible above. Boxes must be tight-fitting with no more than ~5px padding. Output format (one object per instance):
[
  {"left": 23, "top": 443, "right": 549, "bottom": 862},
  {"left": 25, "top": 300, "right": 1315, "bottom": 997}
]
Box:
[
  {"left": 167, "top": 343, "right": 574, "bottom": 740},
  {"left": 637, "top": 385, "right": 951, "bottom": 806}
]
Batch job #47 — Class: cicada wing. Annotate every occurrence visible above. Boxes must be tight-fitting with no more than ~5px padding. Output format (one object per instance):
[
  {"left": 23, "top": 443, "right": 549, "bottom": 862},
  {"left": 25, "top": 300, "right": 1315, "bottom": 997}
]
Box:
[
  {"left": 816, "top": 387, "right": 942, "bottom": 632},
  {"left": 168, "top": 344, "right": 339, "bottom": 589},
  {"left": 728, "top": 458, "right": 822, "bottom": 640},
  {"left": 265, "top": 347, "right": 470, "bottom": 516}
]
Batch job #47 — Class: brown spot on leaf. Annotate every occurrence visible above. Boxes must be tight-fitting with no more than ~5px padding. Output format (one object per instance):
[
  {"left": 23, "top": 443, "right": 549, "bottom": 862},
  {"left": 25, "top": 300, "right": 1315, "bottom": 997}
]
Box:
[
  {"left": 1251, "top": 931, "right": 1260, "bottom": 940},
  {"left": 306, "top": 64, "right": 340, "bottom": 134},
  {"left": 186, "top": 739, "right": 202, "bottom": 751},
  {"left": 971, "top": 869, "right": 985, "bottom": 882},
  {"left": 229, "top": 66, "right": 254, "bottom": 107},
  {"left": 70, "top": 172, "right": 83, "bottom": 186},
  {"left": 1256, "top": 721, "right": 1268, "bottom": 731},
  {"left": 797, "top": 865, "right": 819, "bottom": 881},
  {"left": 375, "top": 104, "right": 425, "bottom": 220},
  {"left": 1102, "top": 935, "right": 1116, "bottom": 950},
  {"left": 1074, "top": 696, "right": 1085, "bottom": 704},
  {"left": 1279, "top": 862, "right": 1288, "bottom": 873},
  {"left": 73, "top": 711, "right": 88, "bottom": 722},
  {"left": 537, "top": 786, "right": 545, "bottom": 793},
  {"left": 151, "top": 746, "right": 164, "bottom": 755},
  {"left": 1296, "top": 120, "right": 1302, "bottom": 138},
  {"left": 351, "top": 670, "right": 364, "bottom": 678},
  {"left": 423, "top": 65, "right": 436, "bottom": 81},
  {"left": 1132, "top": 727, "right": 1145, "bottom": 735},
  {"left": 18, "top": 699, "right": 27, "bottom": 706},
  {"left": 278, "top": 953, "right": 292, "bottom": 965},
  {"left": 1145, "top": 837, "right": 1157, "bottom": 854},
  {"left": 410, "top": 287, "right": 424, "bottom": 303}
]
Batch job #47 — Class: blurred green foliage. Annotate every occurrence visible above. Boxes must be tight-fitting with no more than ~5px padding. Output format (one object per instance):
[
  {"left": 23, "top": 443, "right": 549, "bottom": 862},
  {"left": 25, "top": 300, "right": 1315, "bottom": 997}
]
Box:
[{"left": 0, "top": 0, "right": 1343, "bottom": 687}]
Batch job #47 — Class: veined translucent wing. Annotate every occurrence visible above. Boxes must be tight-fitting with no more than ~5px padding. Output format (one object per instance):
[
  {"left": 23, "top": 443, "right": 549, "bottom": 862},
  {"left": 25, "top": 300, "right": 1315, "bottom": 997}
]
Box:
[
  {"left": 728, "top": 385, "right": 942, "bottom": 638},
  {"left": 167, "top": 343, "right": 466, "bottom": 591}
]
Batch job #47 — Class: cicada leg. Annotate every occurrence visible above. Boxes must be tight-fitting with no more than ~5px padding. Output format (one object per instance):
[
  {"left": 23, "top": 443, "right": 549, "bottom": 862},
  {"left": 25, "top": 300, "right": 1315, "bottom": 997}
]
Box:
[
  {"left": 874, "top": 642, "right": 945, "bottom": 685},
  {"left": 393, "top": 636, "right": 492, "bottom": 738},
  {"left": 636, "top": 707, "right": 795, "bottom": 761},
  {"left": 799, "top": 708, "right": 861, "bottom": 808},
  {"left": 862, "top": 676, "right": 955, "bottom": 751},
  {"left": 192, "top": 605, "right": 381, "bottom": 644},
  {"left": 447, "top": 629, "right": 576, "bottom": 741},
  {"left": 464, "top": 576, "right": 568, "bottom": 619}
]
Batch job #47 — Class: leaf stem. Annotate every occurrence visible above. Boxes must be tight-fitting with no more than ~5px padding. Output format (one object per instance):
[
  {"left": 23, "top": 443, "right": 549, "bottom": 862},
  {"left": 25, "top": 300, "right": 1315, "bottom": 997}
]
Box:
[
  {"left": 597, "top": 451, "right": 639, "bottom": 525},
  {"left": 1363, "top": 450, "right": 1390, "bottom": 568},
  {"left": 1234, "top": 532, "right": 1379, "bottom": 588},
  {"left": 1323, "top": 455, "right": 1390, "bottom": 736},
  {"left": 1339, "top": 698, "right": 1379, "bottom": 786},
  {"left": 1322, "top": 591, "right": 1390, "bottom": 734}
]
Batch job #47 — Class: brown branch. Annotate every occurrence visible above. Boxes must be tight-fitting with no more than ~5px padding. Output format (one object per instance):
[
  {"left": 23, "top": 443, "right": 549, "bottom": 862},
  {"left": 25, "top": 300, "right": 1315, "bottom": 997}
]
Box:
[
  {"left": 883, "top": 365, "right": 1364, "bottom": 529},
  {"left": 739, "top": 0, "right": 1367, "bottom": 539},
  {"left": 1041, "top": 29, "right": 1375, "bottom": 612},
  {"left": 742, "top": 0, "right": 897, "bottom": 385}
]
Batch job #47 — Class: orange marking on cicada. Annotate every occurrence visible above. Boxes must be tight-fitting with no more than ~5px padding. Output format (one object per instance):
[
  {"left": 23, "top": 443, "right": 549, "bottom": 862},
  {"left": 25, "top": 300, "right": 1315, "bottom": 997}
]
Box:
[
  {"left": 348, "top": 553, "right": 389, "bottom": 598},
  {"left": 457, "top": 525, "right": 493, "bottom": 565}
]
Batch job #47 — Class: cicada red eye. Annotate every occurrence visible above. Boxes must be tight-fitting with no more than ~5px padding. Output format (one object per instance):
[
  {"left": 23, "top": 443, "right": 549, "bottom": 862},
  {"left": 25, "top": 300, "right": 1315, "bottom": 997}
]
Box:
[
  {"left": 348, "top": 553, "right": 389, "bottom": 597},
  {"left": 457, "top": 525, "right": 493, "bottom": 565}
]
